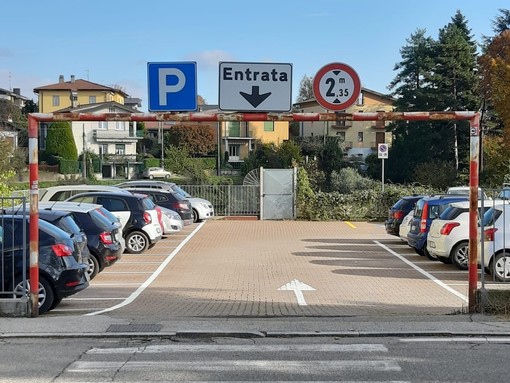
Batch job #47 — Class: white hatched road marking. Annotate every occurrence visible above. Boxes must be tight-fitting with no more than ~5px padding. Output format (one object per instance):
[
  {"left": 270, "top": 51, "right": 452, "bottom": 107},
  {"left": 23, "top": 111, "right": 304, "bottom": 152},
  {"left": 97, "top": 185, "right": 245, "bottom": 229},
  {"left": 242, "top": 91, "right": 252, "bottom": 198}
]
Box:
[
  {"left": 87, "top": 343, "right": 388, "bottom": 354},
  {"left": 67, "top": 360, "right": 401, "bottom": 373},
  {"left": 400, "top": 337, "right": 510, "bottom": 343}
]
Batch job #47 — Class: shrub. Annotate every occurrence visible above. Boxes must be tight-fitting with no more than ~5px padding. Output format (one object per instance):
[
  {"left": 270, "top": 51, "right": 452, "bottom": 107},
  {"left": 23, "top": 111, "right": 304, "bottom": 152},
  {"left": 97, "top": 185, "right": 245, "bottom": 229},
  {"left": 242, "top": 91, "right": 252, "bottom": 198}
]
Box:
[{"left": 45, "top": 122, "right": 78, "bottom": 161}]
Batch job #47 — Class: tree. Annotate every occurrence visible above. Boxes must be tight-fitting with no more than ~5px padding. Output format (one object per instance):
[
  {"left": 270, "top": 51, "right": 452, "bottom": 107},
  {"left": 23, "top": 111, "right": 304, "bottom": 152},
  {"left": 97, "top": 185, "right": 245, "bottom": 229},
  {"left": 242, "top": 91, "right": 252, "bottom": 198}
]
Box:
[
  {"left": 164, "top": 124, "right": 215, "bottom": 156},
  {"left": 318, "top": 136, "right": 344, "bottom": 190},
  {"left": 296, "top": 75, "right": 314, "bottom": 103},
  {"left": 45, "top": 121, "right": 78, "bottom": 162},
  {"left": 492, "top": 8, "right": 510, "bottom": 34},
  {"left": 387, "top": 29, "right": 437, "bottom": 183},
  {"left": 429, "top": 11, "right": 480, "bottom": 171}
]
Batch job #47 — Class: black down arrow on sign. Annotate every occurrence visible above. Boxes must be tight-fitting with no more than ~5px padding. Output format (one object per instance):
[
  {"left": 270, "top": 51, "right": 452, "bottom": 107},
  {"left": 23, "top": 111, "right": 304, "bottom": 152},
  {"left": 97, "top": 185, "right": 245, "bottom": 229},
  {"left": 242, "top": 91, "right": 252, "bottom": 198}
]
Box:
[{"left": 240, "top": 86, "right": 271, "bottom": 108}]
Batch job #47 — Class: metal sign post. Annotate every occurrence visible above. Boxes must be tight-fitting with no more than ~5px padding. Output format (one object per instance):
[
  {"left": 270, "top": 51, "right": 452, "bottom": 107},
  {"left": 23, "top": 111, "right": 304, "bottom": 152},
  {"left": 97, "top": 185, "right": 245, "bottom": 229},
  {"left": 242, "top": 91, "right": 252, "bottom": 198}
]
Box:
[{"left": 378, "top": 144, "right": 388, "bottom": 193}]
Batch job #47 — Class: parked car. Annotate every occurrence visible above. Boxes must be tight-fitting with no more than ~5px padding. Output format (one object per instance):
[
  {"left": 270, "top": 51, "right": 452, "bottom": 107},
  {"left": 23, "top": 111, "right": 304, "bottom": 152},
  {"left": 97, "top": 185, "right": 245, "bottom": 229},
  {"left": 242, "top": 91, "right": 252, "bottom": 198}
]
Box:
[
  {"left": 115, "top": 180, "right": 214, "bottom": 223},
  {"left": 122, "top": 187, "right": 193, "bottom": 225},
  {"left": 38, "top": 202, "right": 123, "bottom": 279},
  {"left": 0, "top": 215, "right": 89, "bottom": 314},
  {"left": 426, "top": 200, "right": 491, "bottom": 269},
  {"left": 480, "top": 201, "right": 510, "bottom": 281},
  {"left": 407, "top": 195, "right": 468, "bottom": 260},
  {"left": 159, "top": 206, "right": 184, "bottom": 234},
  {"left": 447, "top": 186, "right": 489, "bottom": 200},
  {"left": 37, "top": 185, "right": 131, "bottom": 202},
  {"left": 143, "top": 167, "right": 172, "bottom": 179},
  {"left": 399, "top": 211, "right": 414, "bottom": 244},
  {"left": 65, "top": 192, "right": 162, "bottom": 254},
  {"left": 385, "top": 195, "right": 425, "bottom": 237}
]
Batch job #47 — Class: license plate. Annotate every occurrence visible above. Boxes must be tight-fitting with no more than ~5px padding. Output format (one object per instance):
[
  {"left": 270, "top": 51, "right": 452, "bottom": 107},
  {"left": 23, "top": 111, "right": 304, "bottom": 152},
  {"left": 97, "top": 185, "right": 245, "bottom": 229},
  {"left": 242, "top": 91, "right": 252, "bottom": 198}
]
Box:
[{"left": 428, "top": 240, "right": 436, "bottom": 249}]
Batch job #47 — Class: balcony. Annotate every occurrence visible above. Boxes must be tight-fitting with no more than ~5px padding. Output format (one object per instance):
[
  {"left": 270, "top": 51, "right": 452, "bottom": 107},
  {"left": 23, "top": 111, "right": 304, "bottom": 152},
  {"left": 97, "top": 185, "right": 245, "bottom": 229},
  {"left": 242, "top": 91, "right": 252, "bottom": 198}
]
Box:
[{"left": 93, "top": 129, "right": 141, "bottom": 143}]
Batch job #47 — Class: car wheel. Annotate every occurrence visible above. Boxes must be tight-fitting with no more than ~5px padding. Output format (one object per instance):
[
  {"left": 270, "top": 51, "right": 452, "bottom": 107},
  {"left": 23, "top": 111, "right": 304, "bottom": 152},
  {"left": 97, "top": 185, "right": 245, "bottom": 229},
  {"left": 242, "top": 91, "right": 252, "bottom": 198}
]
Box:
[
  {"left": 13, "top": 276, "right": 55, "bottom": 314},
  {"left": 164, "top": 173, "right": 171, "bottom": 179},
  {"left": 414, "top": 247, "right": 425, "bottom": 256},
  {"left": 125, "top": 231, "right": 149, "bottom": 254},
  {"left": 424, "top": 247, "right": 438, "bottom": 261},
  {"left": 450, "top": 241, "right": 469, "bottom": 270},
  {"left": 192, "top": 208, "right": 200, "bottom": 223},
  {"left": 87, "top": 255, "right": 100, "bottom": 280},
  {"left": 493, "top": 252, "right": 510, "bottom": 282},
  {"left": 50, "top": 297, "right": 63, "bottom": 311}
]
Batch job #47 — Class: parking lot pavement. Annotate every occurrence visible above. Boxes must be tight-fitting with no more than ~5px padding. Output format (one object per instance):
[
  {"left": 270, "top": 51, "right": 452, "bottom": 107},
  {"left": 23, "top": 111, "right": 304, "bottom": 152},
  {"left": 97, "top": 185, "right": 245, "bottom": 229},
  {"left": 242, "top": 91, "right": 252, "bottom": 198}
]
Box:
[
  {"left": 4, "top": 219, "right": 510, "bottom": 338},
  {"left": 78, "top": 220, "right": 472, "bottom": 321}
]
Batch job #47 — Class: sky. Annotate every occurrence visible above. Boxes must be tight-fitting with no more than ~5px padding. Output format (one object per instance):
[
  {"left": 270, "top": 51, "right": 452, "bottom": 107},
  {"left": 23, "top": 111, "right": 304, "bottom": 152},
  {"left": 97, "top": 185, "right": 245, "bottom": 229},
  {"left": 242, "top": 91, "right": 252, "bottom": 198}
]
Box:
[{"left": 1, "top": 1, "right": 508, "bottom": 111}]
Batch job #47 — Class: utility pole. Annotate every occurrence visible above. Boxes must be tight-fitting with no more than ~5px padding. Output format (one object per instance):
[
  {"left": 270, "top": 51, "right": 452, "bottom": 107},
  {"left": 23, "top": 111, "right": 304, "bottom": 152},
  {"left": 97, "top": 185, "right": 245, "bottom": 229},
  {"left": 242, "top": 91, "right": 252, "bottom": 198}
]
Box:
[{"left": 82, "top": 124, "right": 87, "bottom": 178}]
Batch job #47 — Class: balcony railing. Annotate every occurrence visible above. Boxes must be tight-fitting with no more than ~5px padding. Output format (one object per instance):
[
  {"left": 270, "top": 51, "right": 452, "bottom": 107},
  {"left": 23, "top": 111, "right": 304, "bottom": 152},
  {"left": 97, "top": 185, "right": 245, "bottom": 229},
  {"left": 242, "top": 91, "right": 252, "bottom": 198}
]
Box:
[{"left": 93, "top": 129, "right": 141, "bottom": 142}]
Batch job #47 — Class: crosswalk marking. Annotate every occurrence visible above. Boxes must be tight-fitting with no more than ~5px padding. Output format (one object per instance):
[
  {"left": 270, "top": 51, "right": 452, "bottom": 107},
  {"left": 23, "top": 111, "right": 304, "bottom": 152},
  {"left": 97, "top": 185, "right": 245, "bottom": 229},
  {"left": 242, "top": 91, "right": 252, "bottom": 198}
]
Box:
[{"left": 87, "top": 343, "right": 388, "bottom": 354}]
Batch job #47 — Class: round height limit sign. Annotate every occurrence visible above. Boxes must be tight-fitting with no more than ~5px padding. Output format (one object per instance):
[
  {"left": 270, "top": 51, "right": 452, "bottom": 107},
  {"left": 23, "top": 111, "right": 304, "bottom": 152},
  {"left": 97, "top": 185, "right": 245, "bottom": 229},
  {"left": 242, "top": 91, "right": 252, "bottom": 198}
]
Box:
[{"left": 313, "top": 62, "right": 361, "bottom": 111}]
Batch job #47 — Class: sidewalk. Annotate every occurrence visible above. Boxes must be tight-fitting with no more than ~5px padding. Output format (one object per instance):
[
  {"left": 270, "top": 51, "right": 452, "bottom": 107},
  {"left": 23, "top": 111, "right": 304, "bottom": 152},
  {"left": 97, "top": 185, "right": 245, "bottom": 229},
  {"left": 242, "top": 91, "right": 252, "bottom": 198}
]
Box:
[{"left": 2, "top": 313, "right": 510, "bottom": 339}]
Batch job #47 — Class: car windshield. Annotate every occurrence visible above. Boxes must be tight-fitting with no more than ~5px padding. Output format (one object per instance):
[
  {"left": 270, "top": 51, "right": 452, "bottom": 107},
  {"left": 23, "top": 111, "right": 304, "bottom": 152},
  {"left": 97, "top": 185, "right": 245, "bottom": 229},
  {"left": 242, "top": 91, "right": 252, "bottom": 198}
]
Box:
[
  {"left": 96, "top": 207, "right": 120, "bottom": 224},
  {"left": 89, "top": 209, "right": 116, "bottom": 230},
  {"left": 172, "top": 185, "right": 191, "bottom": 198},
  {"left": 142, "top": 197, "right": 156, "bottom": 210},
  {"left": 482, "top": 207, "right": 502, "bottom": 227},
  {"left": 57, "top": 215, "right": 83, "bottom": 235}
]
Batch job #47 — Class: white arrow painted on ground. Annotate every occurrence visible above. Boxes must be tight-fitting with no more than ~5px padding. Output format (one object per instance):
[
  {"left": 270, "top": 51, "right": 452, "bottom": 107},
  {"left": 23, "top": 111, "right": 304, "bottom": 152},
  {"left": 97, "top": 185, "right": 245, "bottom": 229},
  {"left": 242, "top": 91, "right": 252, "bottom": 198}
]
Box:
[{"left": 277, "top": 279, "right": 316, "bottom": 306}]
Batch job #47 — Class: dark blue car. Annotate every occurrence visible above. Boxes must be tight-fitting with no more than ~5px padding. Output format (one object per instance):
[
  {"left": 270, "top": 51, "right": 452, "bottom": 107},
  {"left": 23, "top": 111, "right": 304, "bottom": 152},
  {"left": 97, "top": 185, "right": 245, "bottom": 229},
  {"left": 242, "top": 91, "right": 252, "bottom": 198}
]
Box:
[{"left": 407, "top": 195, "right": 468, "bottom": 260}]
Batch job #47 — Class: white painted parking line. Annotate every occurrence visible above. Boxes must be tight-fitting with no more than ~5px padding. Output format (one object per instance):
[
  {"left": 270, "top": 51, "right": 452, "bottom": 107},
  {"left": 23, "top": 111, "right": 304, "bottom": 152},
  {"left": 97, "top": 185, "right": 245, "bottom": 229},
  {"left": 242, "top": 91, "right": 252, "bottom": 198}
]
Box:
[
  {"left": 118, "top": 261, "right": 162, "bottom": 264},
  {"left": 65, "top": 297, "right": 128, "bottom": 301},
  {"left": 86, "top": 221, "right": 206, "bottom": 316},
  {"left": 375, "top": 241, "right": 468, "bottom": 302},
  {"left": 90, "top": 283, "right": 141, "bottom": 286},
  {"left": 100, "top": 271, "right": 154, "bottom": 274}
]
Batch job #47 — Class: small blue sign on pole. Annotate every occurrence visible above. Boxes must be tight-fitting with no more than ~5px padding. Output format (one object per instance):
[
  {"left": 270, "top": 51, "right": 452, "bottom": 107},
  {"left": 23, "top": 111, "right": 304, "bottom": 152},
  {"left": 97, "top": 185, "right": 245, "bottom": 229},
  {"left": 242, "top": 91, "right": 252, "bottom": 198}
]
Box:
[{"left": 147, "top": 62, "right": 197, "bottom": 112}]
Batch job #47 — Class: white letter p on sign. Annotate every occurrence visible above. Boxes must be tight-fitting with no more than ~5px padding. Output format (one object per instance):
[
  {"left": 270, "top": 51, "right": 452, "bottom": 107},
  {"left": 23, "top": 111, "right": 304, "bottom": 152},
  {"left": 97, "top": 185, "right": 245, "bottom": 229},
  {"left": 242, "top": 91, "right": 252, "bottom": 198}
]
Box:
[{"left": 158, "top": 68, "right": 185, "bottom": 106}]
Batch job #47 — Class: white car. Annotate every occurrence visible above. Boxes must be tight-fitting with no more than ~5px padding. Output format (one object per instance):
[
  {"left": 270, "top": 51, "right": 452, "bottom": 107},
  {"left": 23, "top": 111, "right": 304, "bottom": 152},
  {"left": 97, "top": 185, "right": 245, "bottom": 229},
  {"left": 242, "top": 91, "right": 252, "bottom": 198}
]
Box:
[
  {"left": 143, "top": 167, "right": 172, "bottom": 179},
  {"left": 399, "top": 211, "right": 413, "bottom": 244},
  {"left": 115, "top": 180, "right": 214, "bottom": 223},
  {"left": 159, "top": 206, "right": 183, "bottom": 234},
  {"left": 427, "top": 200, "right": 492, "bottom": 269},
  {"left": 480, "top": 201, "right": 510, "bottom": 282}
]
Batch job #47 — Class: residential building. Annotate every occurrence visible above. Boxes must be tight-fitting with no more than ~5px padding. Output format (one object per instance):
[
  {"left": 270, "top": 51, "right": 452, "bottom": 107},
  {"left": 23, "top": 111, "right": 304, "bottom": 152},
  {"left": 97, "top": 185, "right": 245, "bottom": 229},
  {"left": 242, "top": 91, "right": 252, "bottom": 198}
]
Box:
[
  {"left": 0, "top": 87, "right": 30, "bottom": 152},
  {"left": 294, "top": 87, "right": 394, "bottom": 159},
  {"left": 33, "top": 75, "right": 142, "bottom": 178},
  {"left": 34, "top": 75, "right": 128, "bottom": 114},
  {"left": 0, "top": 87, "right": 30, "bottom": 109}
]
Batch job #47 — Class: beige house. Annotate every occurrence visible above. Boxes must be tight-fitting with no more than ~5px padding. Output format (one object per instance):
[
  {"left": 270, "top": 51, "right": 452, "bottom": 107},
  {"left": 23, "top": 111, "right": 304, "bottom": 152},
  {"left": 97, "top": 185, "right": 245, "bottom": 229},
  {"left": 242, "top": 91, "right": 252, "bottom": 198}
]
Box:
[{"left": 294, "top": 87, "right": 394, "bottom": 159}]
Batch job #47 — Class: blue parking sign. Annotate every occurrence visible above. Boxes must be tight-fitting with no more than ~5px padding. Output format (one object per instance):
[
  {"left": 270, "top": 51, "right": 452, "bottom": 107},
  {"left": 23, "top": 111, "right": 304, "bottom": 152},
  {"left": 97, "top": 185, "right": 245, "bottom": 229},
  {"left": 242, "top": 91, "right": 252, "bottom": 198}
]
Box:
[{"left": 147, "top": 62, "right": 197, "bottom": 112}]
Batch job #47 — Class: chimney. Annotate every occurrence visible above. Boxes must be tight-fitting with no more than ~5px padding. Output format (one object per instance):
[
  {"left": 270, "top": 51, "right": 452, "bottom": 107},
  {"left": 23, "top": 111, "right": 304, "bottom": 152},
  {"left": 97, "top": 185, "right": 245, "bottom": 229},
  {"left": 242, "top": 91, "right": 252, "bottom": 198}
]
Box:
[
  {"left": 59, "top": 75, "right": 64, "bottom": 83},
  {"left": 70, "top": 75, "right": 75, "bottom": 83},
  {"left": 13, "top": 88, "right": 20, "bottom": 95}
]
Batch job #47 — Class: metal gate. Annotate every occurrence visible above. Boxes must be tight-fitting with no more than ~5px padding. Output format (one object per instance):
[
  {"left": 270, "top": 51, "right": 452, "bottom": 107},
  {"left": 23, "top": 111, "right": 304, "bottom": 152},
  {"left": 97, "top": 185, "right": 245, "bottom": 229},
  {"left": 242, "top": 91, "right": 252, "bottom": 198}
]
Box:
[{"left": 261, "top": 168, "right": 296, "bottom": 220}]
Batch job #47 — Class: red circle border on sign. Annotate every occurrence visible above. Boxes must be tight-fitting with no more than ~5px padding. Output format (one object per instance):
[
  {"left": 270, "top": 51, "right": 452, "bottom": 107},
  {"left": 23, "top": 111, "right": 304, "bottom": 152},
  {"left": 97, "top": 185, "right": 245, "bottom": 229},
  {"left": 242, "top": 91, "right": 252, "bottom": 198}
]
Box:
[{"left": 312, "top": 62, "right": 361, "bottom": 111}]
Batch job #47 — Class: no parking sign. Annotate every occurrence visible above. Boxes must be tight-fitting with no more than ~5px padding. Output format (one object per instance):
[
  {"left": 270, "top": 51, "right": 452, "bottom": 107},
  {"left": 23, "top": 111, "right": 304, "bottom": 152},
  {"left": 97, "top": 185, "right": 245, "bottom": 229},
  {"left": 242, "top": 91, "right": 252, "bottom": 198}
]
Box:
[{"left": 378, "top": 143, "right": 388, "bottom": 159}]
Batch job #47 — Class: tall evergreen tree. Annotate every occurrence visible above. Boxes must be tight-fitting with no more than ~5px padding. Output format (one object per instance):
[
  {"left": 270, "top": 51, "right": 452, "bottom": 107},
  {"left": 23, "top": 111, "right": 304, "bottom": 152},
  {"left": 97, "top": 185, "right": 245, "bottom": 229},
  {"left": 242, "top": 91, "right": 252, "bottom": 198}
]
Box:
[
  {"left": 386, "top": 29, "right": 437, "bottom": 183},
  {"left": 430, "top": 11, "right": 480, "bottom": 171}
]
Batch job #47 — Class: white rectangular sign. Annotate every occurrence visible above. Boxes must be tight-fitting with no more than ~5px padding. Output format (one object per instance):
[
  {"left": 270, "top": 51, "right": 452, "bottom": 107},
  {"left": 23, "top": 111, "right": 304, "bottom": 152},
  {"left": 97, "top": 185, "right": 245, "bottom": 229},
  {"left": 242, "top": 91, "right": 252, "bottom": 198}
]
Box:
[
  {"left": 218, "top": 62, "right": 292, "bottom": 112},
  {"left": 378, "top": 143, "right": 389, "bottom": 159}
]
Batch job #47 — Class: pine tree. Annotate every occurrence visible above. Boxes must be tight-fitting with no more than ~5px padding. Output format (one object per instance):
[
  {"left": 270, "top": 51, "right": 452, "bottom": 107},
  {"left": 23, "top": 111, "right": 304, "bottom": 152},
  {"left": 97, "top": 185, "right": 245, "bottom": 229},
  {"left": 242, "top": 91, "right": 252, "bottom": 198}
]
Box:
[{"left": 45, "top": 122, "right": 78, "bottom": 161}]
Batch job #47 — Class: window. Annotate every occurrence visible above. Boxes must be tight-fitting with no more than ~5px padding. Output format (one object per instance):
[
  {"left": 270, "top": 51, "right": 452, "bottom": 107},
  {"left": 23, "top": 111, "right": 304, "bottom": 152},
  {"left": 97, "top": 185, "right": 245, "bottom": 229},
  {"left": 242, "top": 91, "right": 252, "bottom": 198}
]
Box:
[
  {"left": 229, "top": 145, "right": 239, "bottom": 157},
  {"left": 52, "top": 95, "right": 60, "bottom": 107},
  {"left": 98, "top": 121, "right": 108, "bottom": 130},
  {"left": 115, "top": 144, "right": 125, "bottom": 155},
  {"left": 336, "top": 132, "right": 346, "bottom": 141},
  {"left": 99, "top": 144, "right": 108, "bottom": 156},
  {"left": 115, "top": 122, "right": 125, "bottom": 130},
  {"left": 263, "top": 122, "right": 274, "bottom": 132},
  {"left": 357, "top": 92, "right": 364, "bottom": 105},
  {"left": 89, "top": 96, "right": 96, "bottom": 104},
  {"left": 226, "top": 122, "right": 240, "bottom": 137},
  {"left": 109, "top": 107, "right": 116, "bottom": 113},
  {"left": 358, "top": 132, "right": 364, "bottom": 142},
  {"left": 97, "top": 197, "right": 128, "bottom": 212}
]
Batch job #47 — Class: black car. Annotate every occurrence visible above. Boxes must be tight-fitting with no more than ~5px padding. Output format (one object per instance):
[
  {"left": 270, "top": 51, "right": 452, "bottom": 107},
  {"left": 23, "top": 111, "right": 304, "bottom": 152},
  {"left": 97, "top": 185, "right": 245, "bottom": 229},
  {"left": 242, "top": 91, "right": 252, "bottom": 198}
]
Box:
[
  {"left": 0, "top": 215, "right": 89, "bottom": 314},
  {"left": 38, "top": 202, "right": 123, "bottom": 279},
  {"left": 122, "top": 187, "right": 194, "bottom": 225},
  {"left": 385, "top": 195, "right": 425, "bottom": 237},
  {"left": 65, "top": 192, "right": 162, "bottom": 254}
]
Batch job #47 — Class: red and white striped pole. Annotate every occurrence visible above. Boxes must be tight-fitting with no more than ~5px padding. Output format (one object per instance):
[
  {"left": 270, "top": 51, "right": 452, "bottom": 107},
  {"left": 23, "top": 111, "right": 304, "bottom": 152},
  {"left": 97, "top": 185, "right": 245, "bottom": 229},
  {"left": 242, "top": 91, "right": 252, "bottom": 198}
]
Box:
[
  {"left": 27, "top": 115, "right": 39, "bottom": 317},
  {"left": 468, "top": 114, "right": 480, "bottom": 313}
]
